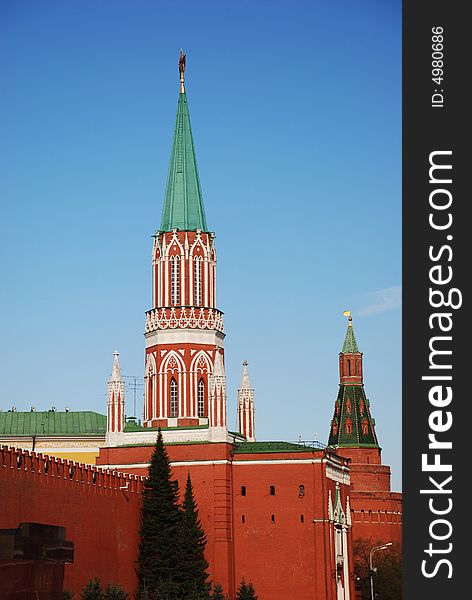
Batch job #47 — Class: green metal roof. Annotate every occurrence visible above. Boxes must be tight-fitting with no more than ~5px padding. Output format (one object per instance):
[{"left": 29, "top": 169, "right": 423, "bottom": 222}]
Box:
[
  {"left": 341, "top": 320, "right": 360, "bottom": 353},
  {"left": 0, "top": 411, "right": 107, "bottom": 437},
  {"left": 328, "top": 385, "right": 379, "bottom": 449},
  {"left": 160, "top": 92, "right": 208, "bottom": 232},
  {"left": 233, "top": 441, "right": 316, "bottom": 454}
]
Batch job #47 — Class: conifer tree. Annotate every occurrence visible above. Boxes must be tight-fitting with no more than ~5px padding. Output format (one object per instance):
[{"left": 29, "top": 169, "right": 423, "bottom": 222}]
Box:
[
  {"left": 235, "top": 579, "right": 257, "bottom": 600},
  {"left": 180, "top": 473, "right": 211, "bottom": 599},
  {"left": 103, "top": 584, "right": 128, "bottom": 600},
  {"left": 211, "top": 583, "right": 226, "bottom": 600},
  {"left": 136, "top": 429, "right": 183, "bottom": 598},
  {"left": 81, "top": 578, "right": 101, "bottom": 600}
]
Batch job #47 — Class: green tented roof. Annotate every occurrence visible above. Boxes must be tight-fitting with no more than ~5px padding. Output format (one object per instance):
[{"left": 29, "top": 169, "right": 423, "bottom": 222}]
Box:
[
  {"left": 160, "top": 92, "right": 208, "bottom": 232},
  {"left": 341, "top": 321, "right": 360, "bottom": 353},
  {"left": 328, "top": 385, "right": 379, "bottom": 449},
  {"left": 0, "top": 411, "right": 107, "bottom": 436}
]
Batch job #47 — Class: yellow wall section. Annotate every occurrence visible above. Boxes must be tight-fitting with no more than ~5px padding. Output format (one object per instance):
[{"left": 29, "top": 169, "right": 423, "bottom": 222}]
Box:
[{"left": 43, "top": 451, "right": 99, "bottom": 464}]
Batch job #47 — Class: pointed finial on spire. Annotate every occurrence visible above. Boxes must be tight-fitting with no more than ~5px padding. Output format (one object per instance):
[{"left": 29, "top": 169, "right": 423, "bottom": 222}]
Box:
[
  {"left": 111, "top": 351, "right": 122, "bottom": 381},
  {"left": 241, "top": 361, "right": 251, "bottom": 388},
  {"left": 179, "top": 49, "right": 186, "bottom": 94},
  {"left": 341, "top": 313, "right": 360, "bottom": 353}
]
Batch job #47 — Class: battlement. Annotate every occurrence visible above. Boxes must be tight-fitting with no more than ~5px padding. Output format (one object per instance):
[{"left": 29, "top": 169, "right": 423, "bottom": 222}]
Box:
[{"left": 1, "top": 445, "right": 144, "bottom": 495}]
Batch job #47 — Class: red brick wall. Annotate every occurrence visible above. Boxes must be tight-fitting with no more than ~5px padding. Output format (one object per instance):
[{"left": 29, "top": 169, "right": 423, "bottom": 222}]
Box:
[
  {"left": 349, "top": 491, "right": 403, "bottom": 545},
  {"left": 0, "top": 446, "right": 142, "bottom": 596},
  {"left": 99, "top": 443, "right": 356, "bottom": 600},
  {"left": 336, "top": 448, "right": 403, "bottom": 547},
  {"left": 2, "top": 443, "right": 359, "bottom": 600}
]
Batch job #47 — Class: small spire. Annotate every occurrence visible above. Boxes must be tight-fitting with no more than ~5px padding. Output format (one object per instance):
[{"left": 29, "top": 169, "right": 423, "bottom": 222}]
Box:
[
  {"left": 179, "top": 49, "right": 186, "bottom": 94},
  {"left": 111, "top": 351, "right": 123, "bottom": 381},
  {"left": 341, "top": 315, "right": 360, "bottom": 353},
  {"left": 240, "top": 361, "right": 251, "bottom": 388}
]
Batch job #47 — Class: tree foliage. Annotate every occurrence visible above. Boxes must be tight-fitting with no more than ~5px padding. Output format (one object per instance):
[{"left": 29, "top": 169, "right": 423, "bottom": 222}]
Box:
[
  {"left": 211, "top": 583, "right": 226, "bottom": 600},
  {"left": 137, "top": 429, "right": 183, "bottom": 598},
  {"left": 79, "top": 580, "right": 129, "bottom": 600},
  {"left": 103, "top": 584, "right": 128, "bottom": 600},
  {"left": 81, "top": 578, "right": 101, "bottom": 600},
  {"left": 136, "top": 429, "right": 210, "bottom": 599},
  {"left": 235, "top": 579, "right": 257, "bottom": 600},
  {"left": 353, "top": 538, "right": 402, "bottom": 600},
  {"left": 180, "top": 472, "right": 211, "bottom": 599}
]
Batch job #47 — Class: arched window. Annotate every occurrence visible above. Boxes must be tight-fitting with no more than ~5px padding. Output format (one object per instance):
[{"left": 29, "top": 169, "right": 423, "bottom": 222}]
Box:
[
  {"left": 170, "top": 378, "right": 178, "bottom": 417},
  {"left": 170, "top": 256, "right": 180, "bottom": 305},
  {"left": 198, "top": 379, "right": 205, "bottom": 417},
  {"left": 345, "top": 418, "right": 352, "bottom": 434},
  {"left": 347, "top": 359, "right": 351, "bottom": 375},
  {"left": 361, "top": 417, "right": 369, "bottom": 435},
  {"left": 346, "top": 398, "right": 352, "bottom": 414},
  {"left": 194, "top": 257, "right": 202, "bottom": 306},
  {"left": 359, "top": 399, "right": 365, "bottom": 415},
  {"left": 270, "top": 485, "right": 276, "bottom": 496},
  {"left": 332, "top": 421, "right": 338, "bottom": 435},
  {"left": 241, "top": 485, "right": 247, "bottom": 497},
  {"left": 299, "top": 484, "right": 305, "bottom": 497}
]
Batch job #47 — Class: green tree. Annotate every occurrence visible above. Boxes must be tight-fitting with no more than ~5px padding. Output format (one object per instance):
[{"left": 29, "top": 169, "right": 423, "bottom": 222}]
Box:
[
  {"left": 63, "top": 592, "right": 74, "bottom": 600},
  {"left": 211, "top": 583, "right": 226, "bottom": 600},
  {"left": 180, "top": 473, "right": 211, "bottom": 599},
  {"left": 235, "top": 579, "right": 257, "bottom": 600},
  {"left": 81, "top": 578, "right": 101, "bottom": 600},
  {"left": 353, "top": 539, "right": 402, "bottom": 600},
  {"left": 136, "top": 429, "right": 183, "bottom": 598},
  {"left": 103, "top": 584, "right": 128, "bottom": 600}
]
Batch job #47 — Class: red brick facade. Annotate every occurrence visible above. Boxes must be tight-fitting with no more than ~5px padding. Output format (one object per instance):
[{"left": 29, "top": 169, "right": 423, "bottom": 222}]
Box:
[
  {"left": 336, "top": 448, "right": 402, "bottom": 547},
  {"left": 0, "top": 446, "right": 141, "bottom": 594},
  {"left": 1, "top": 443, "right": 356, "bottom": 599}
]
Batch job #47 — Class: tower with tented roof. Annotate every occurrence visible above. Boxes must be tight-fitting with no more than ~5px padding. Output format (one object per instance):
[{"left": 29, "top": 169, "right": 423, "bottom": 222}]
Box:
[
  {"left": 328, "top": 316, "right": 379, "bottom": 451},
  {"left": 143, "top": 51, "right": 227, "bottom": 442},
  {"left": 327, "top": 315, "right": 402, "bottom": 547}
]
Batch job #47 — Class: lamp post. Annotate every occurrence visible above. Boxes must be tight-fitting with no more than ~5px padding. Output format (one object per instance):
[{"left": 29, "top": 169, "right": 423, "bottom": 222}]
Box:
[{"left": 369, "top": 542, "right": 392, "bottom": 600}]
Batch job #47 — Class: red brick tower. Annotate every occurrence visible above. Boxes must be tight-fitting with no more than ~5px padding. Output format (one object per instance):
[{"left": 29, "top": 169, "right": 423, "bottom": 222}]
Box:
[
  {"left": 143, "top": 51, "right": 227, "bottom": 442},
  {"left": 328, "top": 316, "right": 402, "bottom": 546}
]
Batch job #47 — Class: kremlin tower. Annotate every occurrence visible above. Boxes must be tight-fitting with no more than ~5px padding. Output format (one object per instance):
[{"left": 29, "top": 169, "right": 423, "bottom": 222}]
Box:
[
  {"left": 142, "top": 51, "right": 228, "bottom": 442},
  {"left": 328, "top": 316, "right": 402, "bottom": 546}
]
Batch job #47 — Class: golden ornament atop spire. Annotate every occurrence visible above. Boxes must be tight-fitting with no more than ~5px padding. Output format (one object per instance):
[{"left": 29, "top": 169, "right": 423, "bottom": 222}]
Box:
[
  {"left": 179, "top": 49, "right": 186, "bottom": 93},
  {"left": 343, "top": 310, "right": 353, "bottom": 326}
]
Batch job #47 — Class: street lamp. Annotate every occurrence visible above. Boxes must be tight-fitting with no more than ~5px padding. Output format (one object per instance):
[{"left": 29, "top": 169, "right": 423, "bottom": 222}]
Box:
[{"left": 369, "top": 542, "right": 392, "bottom": 600}]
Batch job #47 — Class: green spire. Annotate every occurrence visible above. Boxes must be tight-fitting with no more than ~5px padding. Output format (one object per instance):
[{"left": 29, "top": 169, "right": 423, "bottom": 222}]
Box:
[
  {"left": 341, "top": 318, "right": 360, "bottom": 353},
  {"left": 160, "top": 55, "right": 207, "bottom": 232}
]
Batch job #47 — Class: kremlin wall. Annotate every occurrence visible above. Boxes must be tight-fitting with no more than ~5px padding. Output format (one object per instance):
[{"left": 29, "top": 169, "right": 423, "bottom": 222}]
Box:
[{"left": 0, "top": 55, "right": 401, "bottom": 599}]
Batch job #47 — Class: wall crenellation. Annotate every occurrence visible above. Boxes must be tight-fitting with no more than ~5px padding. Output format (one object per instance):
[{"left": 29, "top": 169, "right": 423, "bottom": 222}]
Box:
[{"left": 1, "top": 445, "right": 144, "bottom": 495}]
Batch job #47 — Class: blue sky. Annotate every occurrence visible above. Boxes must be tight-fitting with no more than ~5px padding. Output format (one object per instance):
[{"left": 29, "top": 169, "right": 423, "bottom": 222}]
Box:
[{"left": 0, "top": 1, "right": 402, "bottom": 488}]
